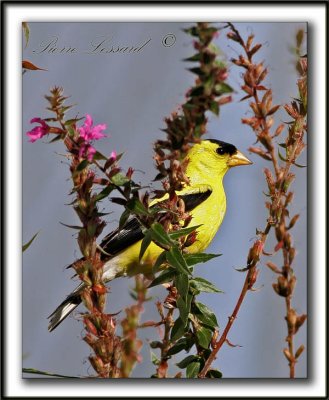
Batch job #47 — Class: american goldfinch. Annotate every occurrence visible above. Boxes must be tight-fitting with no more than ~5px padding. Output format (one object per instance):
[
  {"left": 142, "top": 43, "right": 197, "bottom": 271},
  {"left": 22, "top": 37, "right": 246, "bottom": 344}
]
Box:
[{"left": 48, "top": 139, "right": 252, "bottom": 331}]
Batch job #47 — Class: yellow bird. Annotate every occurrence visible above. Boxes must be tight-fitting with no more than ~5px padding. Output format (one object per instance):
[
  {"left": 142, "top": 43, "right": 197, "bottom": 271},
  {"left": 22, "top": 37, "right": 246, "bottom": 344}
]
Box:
[{"left": 48, "top": 139, "right": 252, "bottom": 331}]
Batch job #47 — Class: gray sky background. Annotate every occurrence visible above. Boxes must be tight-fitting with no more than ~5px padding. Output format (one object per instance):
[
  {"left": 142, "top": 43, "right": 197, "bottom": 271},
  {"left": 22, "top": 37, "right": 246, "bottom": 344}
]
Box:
[{"left": 23, "top": 22, "right": 307, "bottom": 379}]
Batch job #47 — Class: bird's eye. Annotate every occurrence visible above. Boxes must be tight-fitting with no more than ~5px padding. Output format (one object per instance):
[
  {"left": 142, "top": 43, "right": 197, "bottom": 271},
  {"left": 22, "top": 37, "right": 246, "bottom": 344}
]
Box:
[{"left": 216, "top": 147, "right": 226, "bottom": 155}]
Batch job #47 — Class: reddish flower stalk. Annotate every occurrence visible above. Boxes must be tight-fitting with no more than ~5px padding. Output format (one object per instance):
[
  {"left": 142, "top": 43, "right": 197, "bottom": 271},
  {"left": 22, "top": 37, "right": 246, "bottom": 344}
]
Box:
[
  {"left": 120, "top": 275, "right": 148, "bottom": 377},
  {"left": 155, "top": 287, "right": 176, "bottom": 378},
  {"left": 27, "top": 87, "right": 125, "bottom": 377},
  {"left": 65, "top": 116, "right": 122, "bottom": 377},
  {"left": 199, "top": 23, "right": 307, "bottom": 378},
  {"left": 151, "top": 22, "right": 233, "bottom": 376}
]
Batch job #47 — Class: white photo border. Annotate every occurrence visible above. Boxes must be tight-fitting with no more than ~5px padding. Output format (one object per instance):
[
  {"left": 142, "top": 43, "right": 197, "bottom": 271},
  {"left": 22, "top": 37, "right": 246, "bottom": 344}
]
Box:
[{"left": 2, "top": 2, "right": 327, "bottom": 398}]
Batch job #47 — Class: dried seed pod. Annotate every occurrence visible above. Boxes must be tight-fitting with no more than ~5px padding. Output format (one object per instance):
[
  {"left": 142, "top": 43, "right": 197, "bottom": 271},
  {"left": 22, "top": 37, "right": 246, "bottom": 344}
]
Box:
[
  {"left": 295, "top": 345, "right": 305, "bottom": 359},
  {"left": 295, "top": 314, "right": 307, "bottom": 332},
  {"left": 273, "top": 275, "right": 289, "bottom": 297},
  {"left": 266, "top": 262, "right": 281, "bottom": 274},
  {"left": 288, "top": 214, "right": 300, "bottom": 230},
  {"left": 288, "top": 248, "right": 296, "bottom": 265},
  {"left": 283, "top": 348, "right": 293, "bottom": 361},
  {"left": 286, "top": 308, "right": 297, "bottom": 332}
]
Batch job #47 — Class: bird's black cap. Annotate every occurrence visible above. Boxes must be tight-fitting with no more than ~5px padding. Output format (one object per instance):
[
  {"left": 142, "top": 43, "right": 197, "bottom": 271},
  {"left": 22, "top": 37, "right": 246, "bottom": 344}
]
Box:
[{"left": 206, "top": 139, "right": 237, "bottom": 156}]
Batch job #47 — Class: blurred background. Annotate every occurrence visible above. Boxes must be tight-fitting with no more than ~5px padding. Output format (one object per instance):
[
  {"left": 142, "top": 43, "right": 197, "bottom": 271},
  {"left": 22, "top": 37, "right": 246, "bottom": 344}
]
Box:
[{"left": 23, "top": 22, "right": 307, "bottom": 378}]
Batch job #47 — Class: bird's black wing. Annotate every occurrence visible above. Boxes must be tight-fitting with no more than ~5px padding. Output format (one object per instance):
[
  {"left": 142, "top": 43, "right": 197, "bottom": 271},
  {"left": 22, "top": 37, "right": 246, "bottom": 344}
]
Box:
[
  {"left": 100, "top": 188, "right": 212, "bottom": 258},
  {"left": 100, "top": 217, "right": 144, "bottom": 259},
  {"left": 181, "top": 189, "right": 212, "bottom": 212}
]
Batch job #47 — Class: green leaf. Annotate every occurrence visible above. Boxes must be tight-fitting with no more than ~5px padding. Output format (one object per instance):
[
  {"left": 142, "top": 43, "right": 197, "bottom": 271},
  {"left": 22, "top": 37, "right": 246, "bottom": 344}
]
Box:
[
  {"left": 150, "top": 223, "right": 174, "bottom": 248},
  {"left": 193, "top": 302, "right": 218, "bottom": 329},
  {"left": 209, "top": 100, "right": 219, "bottom": 116},
  {"left": 184, "top": 53, "right": 201, "bottom": 62},
  {"left": 139, "top": 231, "right": 152, "bottom": 261},
  {"left": 48, "top": 134, "right": 63, "bottom": 143},
  {"left": 64, "top": 117, "right": 83, "bottom": 126},
  {"left": 22, "top": 368, "right": 78, "bottom": 378},
  {"left": 186, "top": 361, "right": 201, "bottom": 378},
  {"left": 94, "top": 184, "right": 115, "bottom": 202},
  {"left": 67, "top": 126, "right": 75, "bottom": 138},
  {"left": 176, "top": 355, "right": 199, "bottom": 369},
  {"left": 93, "top": 151, "right": 107, "bottom": 161},
  {"left": 111, "top": 173, "right": 130, "bottom": 186},
  {"left": 22, "top": 231, "right": 39, "bottom": 252},
  {"left": 166, "top": 338, "right": 189, "bottom": 356},
  {"left": 190, "top": 277, "right": 223, "bottom": 294},
  {"left": 189, "top": 67, "right": 204, "bottom": 76},
  {"left": 169, "top": 225, "right": 202, "bottom": 240},
  {"left": 183, "top": 26, "right": 199, "bottom": 37},
  {"left": 175, "top": 273, "right": 189, "bottom": 301},
  {"left": 149, "top": 341, "right": 162, "bottom": 349},
  {"left": 176, "top": 297, "right": 189, "bottom": 326},
  {"left": 215, "top": 82, "right": 234, "bottom": 94},
  {"left": 148, "top": 268, "right": 175, "bottom": 288},
  {"left": 61, "top": 105, "right": 75, "bottom": 114},
  {"left": 111, "top": 197, "right": 127, "bottom": 206},
  {"left": 206, "top": 369, "right": 223, "bottom": 378},
  {"left": 278, "top": 149, "right": 288, "bottom": 162},
  {"left": 118, "top": 209, "right": 130, "bottom": 229},
  {"left": 189, "top": 86, "right": 204, "bottom": 97},
  {"left": 196, "top": 326, "right": 213, "bottom": 349},
  {"left": 167, "top": 246, "right": 191, "bottom": 276},
  {"left": 87, "top": 223, "right": 96, "bottom": 237},
  {"left": 126, "top": 197, "right": 149, "bottom": 216},
  {"left": 170, "top": 317, "right": 187, "bottom": 341},
  {"left": 59, "top": 222, "right": 83, "bottom": 230},
  {"left": 76, "top": 159, "right": 89, "bottom": 172},
  {"left": 184, "top": 253, "right": 221, "bottom": 266},
  {"left": 151, "top": 351, "right": 160, "bottom": 366},
  {"left": 152, "top": 251, "right": 167, "bottom": 273},
  {"left": 294, "top": 161, "right": 307, "bottom": 168}
]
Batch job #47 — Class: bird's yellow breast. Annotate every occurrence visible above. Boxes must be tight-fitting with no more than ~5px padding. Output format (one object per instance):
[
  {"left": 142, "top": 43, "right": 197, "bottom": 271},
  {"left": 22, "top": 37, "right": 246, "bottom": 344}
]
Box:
[{"left": 116, "top": 185, "right": 226, "bottom": 277}]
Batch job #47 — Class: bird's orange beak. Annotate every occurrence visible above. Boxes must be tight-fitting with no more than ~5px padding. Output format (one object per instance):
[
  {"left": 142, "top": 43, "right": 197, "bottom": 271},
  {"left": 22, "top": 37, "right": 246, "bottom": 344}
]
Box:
[{"left": 227, "top": 150, "right": 252, "bottom": 167}]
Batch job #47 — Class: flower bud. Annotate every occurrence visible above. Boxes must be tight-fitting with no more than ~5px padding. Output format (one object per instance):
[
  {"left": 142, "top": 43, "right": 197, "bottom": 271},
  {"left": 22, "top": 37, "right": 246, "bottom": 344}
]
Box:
[
  {"left": 81, "top": 289, "right": 94, "bottom": 311},
  {"left": 227, "top": 31, "right": 240, "bottom": 42},
  {"left": 84, "top": 317, "right": 98, "bottom": 336},
  {"left": 92, "top": 284, "right": 107, "bottom": 294},
  {"left": 83, "top": 333, "right": 97, "bottom": 348},
  {"left": 89, "top": 355, "right": 104, "bottom": 374},
  {"left": 97, "top": 293, "right": 107, "bottom": 311},
  {"left": 113, "top": 340, "right": 122, "bottom": 365}
]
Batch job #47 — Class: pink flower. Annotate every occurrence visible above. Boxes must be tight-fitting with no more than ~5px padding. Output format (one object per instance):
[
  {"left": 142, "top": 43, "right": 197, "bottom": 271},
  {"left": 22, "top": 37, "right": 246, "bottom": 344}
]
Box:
[
  {"left": 78, "top": 114, "right": 106, "bottom": 141},
  {"left": 110, "top": 151, "right": 117, "bottom": 161},
  {"left": 77, "top": 114, "right": 107, "bottom": 162},
  {"left": 26, "top": 118, "right": 49, "bottom": 142},
  {"left": 79, "top": 143, "right": 96, "bottom": 162}
]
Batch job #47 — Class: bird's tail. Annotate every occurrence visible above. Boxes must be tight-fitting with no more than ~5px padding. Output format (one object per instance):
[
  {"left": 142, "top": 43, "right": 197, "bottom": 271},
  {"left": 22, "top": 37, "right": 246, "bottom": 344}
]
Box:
[
  {"left": 48, "top": 257, "right": 122, "bottom": 332},
  {"left": 47, "top": 283, "right": 84, "bottom": 332}
]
